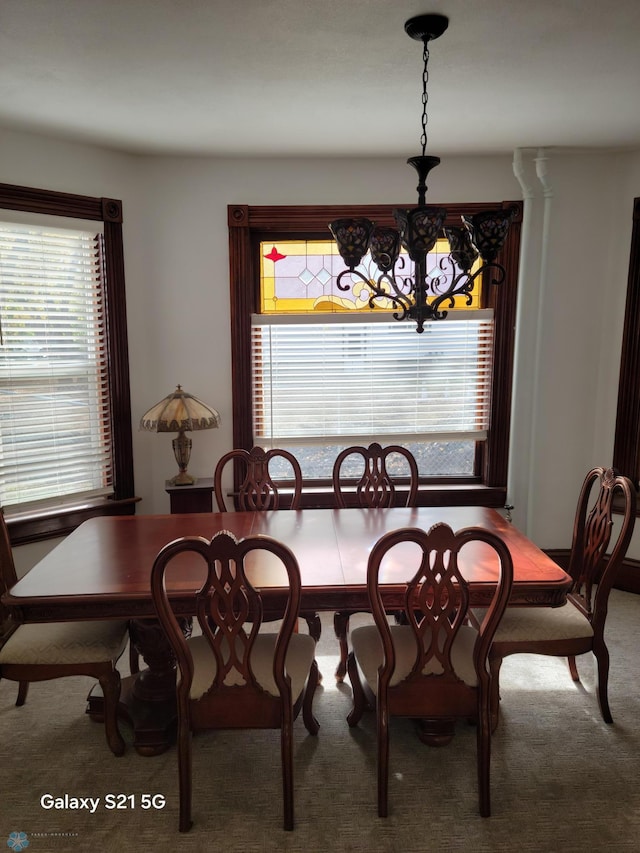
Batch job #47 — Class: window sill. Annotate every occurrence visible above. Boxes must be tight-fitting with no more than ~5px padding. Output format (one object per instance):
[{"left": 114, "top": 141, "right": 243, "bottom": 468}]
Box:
[
  {"left": 5, "top": 495, "right": 141, "bottom": 546},
  {"left": 299, "top": 483, "right": 507, "bottom": 510}
]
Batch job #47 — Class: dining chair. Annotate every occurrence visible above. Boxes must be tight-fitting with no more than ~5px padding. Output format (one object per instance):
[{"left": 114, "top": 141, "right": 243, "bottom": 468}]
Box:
[
  {"left": 214, "top": 445, "right": 321, "bottom": 643},
  {"left": 214, "top": 445, "right": 303, "bottom": 512},
  {"left": 0, "top": 508, "right": 129, "bottom": 756},
  {"left": 483, "top": 466, "right": 636, "bottom": 730},
  {"left": 332, "top": 442, "right": 420, "bottom": 681},
  {"left": 150, "top": 529, "right": 320, "bottom": 832},
  {"left": 346, "top": 523, "right": 513, "bottom": 818}
]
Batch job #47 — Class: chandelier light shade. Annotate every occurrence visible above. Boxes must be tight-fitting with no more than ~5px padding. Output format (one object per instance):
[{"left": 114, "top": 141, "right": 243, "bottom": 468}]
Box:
[
  {"left": 329, "top": 13, "right": 516, "bottom": 332},
  {"left": 140, "top": 385, "right": 221, "bottom": 485}
]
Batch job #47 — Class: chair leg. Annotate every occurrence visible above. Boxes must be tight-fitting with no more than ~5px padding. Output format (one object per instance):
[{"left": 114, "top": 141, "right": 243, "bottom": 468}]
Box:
[
  {"left": 488, "top": 653, "right": 503, "bottom": 733},
  {"left": 178, "top": 723, "right": 193, "bottom": 832},
  {"left": 129, "top": 642, "right": 140, "bottom": 676},
  {"left": 592, "top": 641, "right": 613, "bottom": 724},
  {"left": 346, "top": 652, "right": 367, "bottom": 727},
  {"left": 477, "top": 696, "right": 492, "bottom": 818},
  {"left": 303, "top": 613, "right": 323, "bottom": 683},
  {"left": 281, "top": 707, "right": 294, "bottom": 831},
  {"left": 567, "top": 654, "right": 580, "bottom": 682},
  {"left": 334, "top": 611, "right": 351, "bottom": 682},
  {"left": 302, "top": 659, "right": 320, "bottom": 735},
  {"left": 304, "top": 612, "right": 322, "bottom": 643},
  {"left": 16, "top": 681, "right": 29, "bottom": 706},
  {"left": 98, "top": 670, "right": 125, "bottom": 757},
  {"left": 377, "top": 697, "right": 389, "bottom": 818}
]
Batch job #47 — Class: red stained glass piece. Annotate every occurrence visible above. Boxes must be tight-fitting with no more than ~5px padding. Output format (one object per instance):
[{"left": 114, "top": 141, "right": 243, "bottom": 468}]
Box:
[{"left": 264, "top": 246, "right": 286, "bottom": 262}]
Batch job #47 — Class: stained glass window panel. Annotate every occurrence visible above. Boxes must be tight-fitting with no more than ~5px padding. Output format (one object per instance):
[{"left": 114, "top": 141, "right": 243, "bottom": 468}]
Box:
[{"left": 260, "top": 239, "right": 482, "bottom": 314}]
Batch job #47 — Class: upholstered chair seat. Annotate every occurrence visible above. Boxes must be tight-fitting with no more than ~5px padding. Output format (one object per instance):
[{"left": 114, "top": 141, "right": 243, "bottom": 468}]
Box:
[
  {"left": 186, "top": 632, "right": 316, "bottom": 700},
  {"left": 351, "top": 623, "right": 480, "bottom": 689},
  {"left": 0, "top": 620, "right": 129, "bottom": 666},
  {"left": 482, "top": 601, "right": 594, "bottom": 644}
]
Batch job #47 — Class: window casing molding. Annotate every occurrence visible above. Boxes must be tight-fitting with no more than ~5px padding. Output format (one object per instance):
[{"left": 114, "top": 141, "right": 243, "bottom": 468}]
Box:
[
  {"left": 228, "top": 202, "right": 522, "bottom": 506},
  {"left": 0, "top": 183, "right": 137, "bottom": 544}
]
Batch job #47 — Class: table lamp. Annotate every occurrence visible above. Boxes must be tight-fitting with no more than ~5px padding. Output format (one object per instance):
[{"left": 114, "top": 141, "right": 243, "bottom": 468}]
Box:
[{"left": 140, "top": 385, "right": 221, "bottom": 485}]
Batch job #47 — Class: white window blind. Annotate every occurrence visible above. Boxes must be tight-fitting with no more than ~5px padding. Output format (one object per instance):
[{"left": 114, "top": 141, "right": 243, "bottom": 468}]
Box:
[
  {"left": 251, "top": 312, "right": 494, "bottom": 446},
  {"left": 0, "top": 222, "right": 112, "bottom": 509}
]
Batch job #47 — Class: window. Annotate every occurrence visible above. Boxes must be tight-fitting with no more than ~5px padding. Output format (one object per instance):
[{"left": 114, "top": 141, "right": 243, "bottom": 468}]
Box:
[
  {"left": 252, "top": 238, "right": 493, "bottom": 479},
  {"left": 0, "top": 184, "right": 136, "bottom": 544},
  {"left": 228, "top": 203, "right": 522, "bottom": 506}
]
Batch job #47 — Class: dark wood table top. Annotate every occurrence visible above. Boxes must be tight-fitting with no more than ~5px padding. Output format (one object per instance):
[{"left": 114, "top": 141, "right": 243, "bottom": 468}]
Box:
[{"left": 4, "top": 507, "right": 571, "bottom": 622}]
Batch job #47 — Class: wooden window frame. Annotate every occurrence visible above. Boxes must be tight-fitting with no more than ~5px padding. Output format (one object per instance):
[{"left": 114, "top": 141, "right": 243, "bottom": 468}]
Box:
[
  {"left": 0, "top": 183, "right": 137, "bottom": 544},
  {"left": 228, "top": 202, "right": 522, "bottom": 508}
]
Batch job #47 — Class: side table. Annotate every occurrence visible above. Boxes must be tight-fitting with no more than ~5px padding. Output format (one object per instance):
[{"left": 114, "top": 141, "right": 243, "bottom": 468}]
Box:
[{"left": 165, "top": 477, "right": 215, "bottom": 514}]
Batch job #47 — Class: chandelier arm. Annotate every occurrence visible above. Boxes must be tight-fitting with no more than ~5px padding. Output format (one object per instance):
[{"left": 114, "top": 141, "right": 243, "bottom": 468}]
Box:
[
  {"left": 368, "top": 292, "right": 411, "bottom": 322},
  {"left": 370, "top": 272, "right": 412, "bottom": 319},
  {"left": 335, "top": 267, "right": 370, "bottom": 293},
  {"left": 429, "top": 261, "right": 507, "bottom": 316},
  {"left": 481, "top": 262, "right": 507, "bottom": 287},
  {"left": 427, "top": 253, "right": 481, "bottom": 314},
  {"left": 359, "top": 272, "right": 411, "bottom": 317},
  {"left": 373, "top": 272, "right": 412, "bottom": 308}
]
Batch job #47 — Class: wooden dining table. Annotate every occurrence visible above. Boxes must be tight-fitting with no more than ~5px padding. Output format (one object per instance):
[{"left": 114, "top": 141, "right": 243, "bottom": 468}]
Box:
[{"left": 3, "top": 506, "right": 571, "bottom": 754}]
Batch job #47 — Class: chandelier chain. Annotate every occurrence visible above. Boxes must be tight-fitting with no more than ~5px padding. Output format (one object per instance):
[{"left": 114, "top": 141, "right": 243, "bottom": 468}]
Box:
[{"left": 420, "top": 41, "right": 430, "bottom": 157}]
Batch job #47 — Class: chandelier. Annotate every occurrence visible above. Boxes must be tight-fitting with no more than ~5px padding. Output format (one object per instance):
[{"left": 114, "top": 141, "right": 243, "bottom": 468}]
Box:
[{"left": 329, "top": 14, "right": 515, "bottom": 333}]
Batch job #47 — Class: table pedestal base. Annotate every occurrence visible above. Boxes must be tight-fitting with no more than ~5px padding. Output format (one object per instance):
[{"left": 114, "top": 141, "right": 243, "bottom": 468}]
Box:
[
  {"left": 87, "top": 674, "right": 177, "bottom": 756},
  {"left": 86, "top": 616, "right": 189, "bottom": 756},
  {"left": 414, "top": 717, "right": 457, "bottom": 747}
]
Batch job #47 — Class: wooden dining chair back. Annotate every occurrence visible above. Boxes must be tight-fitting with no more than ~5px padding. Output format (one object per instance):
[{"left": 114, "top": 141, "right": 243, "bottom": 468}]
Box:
[
  {"left": 486, "top": 466, "right": 636, "bottom": 728},
  {"left": 214, "top": 445, "right": 303, "bottom": 512},
  {"left": 150, "top": 530, "right": 320, "bottom": 832},
  {"left": 332, "top": 441, "right": 419, "bottom": 509},
  {"left": 347, "top": 523, "right": 513, "bottom": 818},
  {"left": 0, "top": 508, "right": 129, "bottom": 756},
  {"left": 332, "top": 442, "right": 420, "bottom": 681},
  {"left": 214, "top": 445, "right": 320, "bottom": 642}
]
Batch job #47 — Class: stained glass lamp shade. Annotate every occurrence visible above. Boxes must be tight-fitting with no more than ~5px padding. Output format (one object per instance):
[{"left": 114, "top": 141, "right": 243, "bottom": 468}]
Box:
[{"left": 140, "top": 385, "right": 221, "bottom": 485}]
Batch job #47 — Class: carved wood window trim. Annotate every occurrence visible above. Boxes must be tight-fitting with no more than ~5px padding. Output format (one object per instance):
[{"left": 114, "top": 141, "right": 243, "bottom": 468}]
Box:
[{"left": 0, "top": 183, "right": 137, "bottom": 545}]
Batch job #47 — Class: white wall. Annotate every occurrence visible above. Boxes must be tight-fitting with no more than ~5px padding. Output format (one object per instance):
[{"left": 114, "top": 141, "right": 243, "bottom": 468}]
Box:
[
  {"left": 2, "top": 126, "right": 639, "bottom": 571},
  {"left": 508, "top": 148, "right": 634, "bottom": 545}
]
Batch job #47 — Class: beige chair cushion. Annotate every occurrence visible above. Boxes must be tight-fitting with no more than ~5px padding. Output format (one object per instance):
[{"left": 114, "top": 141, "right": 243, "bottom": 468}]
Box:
[
  {"left": 0, "top": 620, "right": 129, "bottom": 665},
  {"left": 474, "top": 601, "right": 594, "bottom": 643},
  {"left": 351, "top": 623, "right": 479, "bottom": 693},
  {"left": 187, "top": 632, "right": 316, "bottom": 701}
]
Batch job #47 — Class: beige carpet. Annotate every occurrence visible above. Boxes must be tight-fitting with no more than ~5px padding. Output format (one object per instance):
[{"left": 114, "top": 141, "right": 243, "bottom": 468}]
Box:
[{"left": 1, "top": 589, "right": 640, "bottom": 853}]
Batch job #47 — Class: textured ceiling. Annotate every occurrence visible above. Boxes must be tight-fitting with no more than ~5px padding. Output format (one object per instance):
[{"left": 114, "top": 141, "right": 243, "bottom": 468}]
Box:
[{"left": 1, "top": 0, "right": 639, "bottom": 157}]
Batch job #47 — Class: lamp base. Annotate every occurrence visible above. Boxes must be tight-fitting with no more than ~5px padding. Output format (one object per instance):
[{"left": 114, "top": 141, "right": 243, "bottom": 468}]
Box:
[
  {"left": 171, "top": 430, "right": 195, "bottom": 486},
  {"left": 169, "top": 472, "right": 197, "bottom": 486}
]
